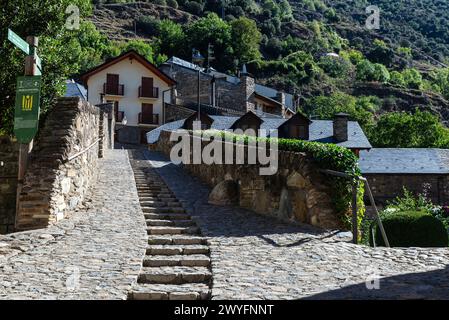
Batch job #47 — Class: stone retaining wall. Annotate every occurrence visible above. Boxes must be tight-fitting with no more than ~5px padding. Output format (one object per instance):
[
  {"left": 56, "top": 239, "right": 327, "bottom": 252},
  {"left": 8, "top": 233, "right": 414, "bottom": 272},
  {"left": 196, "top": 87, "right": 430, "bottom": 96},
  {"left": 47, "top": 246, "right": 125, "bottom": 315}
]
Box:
[
  {"left": 0, "top": 137, "right": 19, "bottom": 234},
  {"left": 154, "top": 130, "right": 341, "bottom": 229},
  {"left": 15, "top": 97, "right": 111, "bottom": 231},
  {"left": 364, "top": 173, "right": 449, "bottom": 206}
]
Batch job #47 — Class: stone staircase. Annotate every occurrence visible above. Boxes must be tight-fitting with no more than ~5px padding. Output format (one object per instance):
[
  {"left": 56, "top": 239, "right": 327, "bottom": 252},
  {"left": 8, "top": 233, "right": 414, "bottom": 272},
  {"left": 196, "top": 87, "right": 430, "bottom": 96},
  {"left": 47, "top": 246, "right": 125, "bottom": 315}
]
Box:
[{"left": 128, "top": 161, "right": 212, "bottom": 300}]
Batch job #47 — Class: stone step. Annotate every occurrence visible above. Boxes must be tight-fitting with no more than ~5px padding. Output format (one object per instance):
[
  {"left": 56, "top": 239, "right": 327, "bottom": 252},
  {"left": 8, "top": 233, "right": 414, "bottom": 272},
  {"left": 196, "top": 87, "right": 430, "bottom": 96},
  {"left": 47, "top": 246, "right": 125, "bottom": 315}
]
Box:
[
  {"left": 146, "top": 245, "right": 209, "bottom": 256},
  {"left": 158, "top": 197, "right": 178, "bottom": 201},
  {"left": 140, "top": 201, "right": 167, "bottom": 207},
  {"left": 143, "top": 254, "right": 211, "bottom": 267},
  {"left": 136, "top": 185, "right": 168, "bottom": 192},
  {"left": 148, "top": 236, "right": 208, "bottom": 245},
  {"left": 138, "top": 193, "right": 174, "bottom": 198},
  {"left": 143, "top": 207, "right": 186, "bottom": 214},
  {"left": 147, "top": 226, "right": 200, "bottom": 235},
  {"left": 140, "top": 196, "right": 176, "bottom": 201},
  {"left": 146, "top": 219, "right": 194, "bottom": 227},
  {"left": 138, "top": 266, "right": 212, "bottom": 285},
  {"left": 128, "top": 283, "right": 211, "bottom": 300},
  {"left": 145, "top": 213, "right": 191, "bottom": 220}
]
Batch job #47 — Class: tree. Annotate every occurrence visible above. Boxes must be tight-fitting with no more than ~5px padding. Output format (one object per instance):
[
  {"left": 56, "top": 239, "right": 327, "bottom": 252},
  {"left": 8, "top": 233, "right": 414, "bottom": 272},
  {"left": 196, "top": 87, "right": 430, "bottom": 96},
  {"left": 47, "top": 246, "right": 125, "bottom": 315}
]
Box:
[
  {"left": 0, "top": 0, "right": 92, "bottom": 135},
  {"left": 368, "top": 109, "right": 449, "bottom": 148},
  {"left": 390, "top": 70, "right": 406, "bottom": 87},
  {"left": 318, "top": 55, "right": 352, "bottom": 79},
  {"left": 305, "top": 93, "right": 376, "bottom": 129},
  {"left": 356, "top": 60, "right": 376, "bottom": 81},
  {"left": 356, "top": 60, "right": 390, "bottom": 83},
  {"left": 279, "top": 0, "right": 293, "bottom": 21},
  {"left": 186, "top": 13, "right": 233, "bottom": 70},
  {"left": 402, "top": 68, "right": 423, "bottom": 89},
  {"left": 230, "top": 17, "right": 261, "bottom": 64},
  {"left": 431, "top": 67, "right": 449, "bottom": 99},
  {"left": 111, "top": 40, "right": 166, "bottom": 65},
  {"left": 156, "top": 19, "right": 186, "bottom": 58},
  {"left": 367, "top": 39, "right": 394, "bottom": 66}
]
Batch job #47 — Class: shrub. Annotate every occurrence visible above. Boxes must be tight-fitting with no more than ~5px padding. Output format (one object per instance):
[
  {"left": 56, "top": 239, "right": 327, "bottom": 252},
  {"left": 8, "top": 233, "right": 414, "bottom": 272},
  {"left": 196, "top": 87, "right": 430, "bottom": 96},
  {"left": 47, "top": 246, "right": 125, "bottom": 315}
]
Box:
[
  {"left": 185, "top": 1, "right": 203, "bottom": 15},
  {"left": 136, "top": 16, "right": 160, "bottom": 35},
  {"left": 166, "top": 0, "right": 178, "bottom": 9},
  {"left": 371, "top": 211, "right": 448, "bottom": 247},
  {"left": 152, "top": 0, "right": 167, "bottom": 5}
]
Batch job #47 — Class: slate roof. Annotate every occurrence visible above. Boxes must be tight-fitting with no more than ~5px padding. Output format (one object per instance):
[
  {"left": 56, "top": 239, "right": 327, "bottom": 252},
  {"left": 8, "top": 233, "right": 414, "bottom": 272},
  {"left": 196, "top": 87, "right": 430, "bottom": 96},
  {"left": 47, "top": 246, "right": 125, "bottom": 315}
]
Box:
[
  {"left": 359, "top": 148, "right": 449, "bottom": 174},
  {"left": 147, "top": 115, "right": 371, "bottom": 149},
  {"left": 309, "top": 120, "right": 371, "bottom": 149},
  {"left": 65, "top": 80, "right": 87, "bottom": 100}
]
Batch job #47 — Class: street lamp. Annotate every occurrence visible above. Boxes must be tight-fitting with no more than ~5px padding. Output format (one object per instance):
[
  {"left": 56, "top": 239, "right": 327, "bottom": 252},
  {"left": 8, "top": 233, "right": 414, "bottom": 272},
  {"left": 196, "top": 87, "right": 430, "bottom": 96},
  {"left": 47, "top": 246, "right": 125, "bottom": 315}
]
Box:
[{"left": 192, "top": 49, "right": 205, "bottom": 120}]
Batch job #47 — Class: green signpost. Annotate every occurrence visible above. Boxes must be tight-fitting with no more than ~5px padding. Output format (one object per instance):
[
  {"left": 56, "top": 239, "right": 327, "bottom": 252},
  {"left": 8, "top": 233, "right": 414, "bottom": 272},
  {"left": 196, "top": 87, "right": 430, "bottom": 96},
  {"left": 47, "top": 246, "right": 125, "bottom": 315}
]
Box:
[
  {"left": 14, "top": 76, "right": 42, "bottom": 143},
  {"left": 8, "top": 28, "right": 43, "bottom": 229},
  {"left": 8, "top": 29, "right": 30, "bottom": 55}
]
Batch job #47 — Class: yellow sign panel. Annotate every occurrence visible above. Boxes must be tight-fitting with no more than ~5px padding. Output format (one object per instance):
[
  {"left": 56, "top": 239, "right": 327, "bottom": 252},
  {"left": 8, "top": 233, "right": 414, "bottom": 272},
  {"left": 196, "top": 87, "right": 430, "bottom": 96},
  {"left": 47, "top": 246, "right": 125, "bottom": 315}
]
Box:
[{"left": 22, "top": 95, "right": 33, "bottom": 111}]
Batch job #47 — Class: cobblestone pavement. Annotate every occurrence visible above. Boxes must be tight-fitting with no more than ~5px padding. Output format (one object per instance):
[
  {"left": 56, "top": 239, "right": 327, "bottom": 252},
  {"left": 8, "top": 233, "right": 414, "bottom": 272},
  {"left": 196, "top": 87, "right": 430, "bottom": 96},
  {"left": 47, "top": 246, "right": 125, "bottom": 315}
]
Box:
[
  {"left": 143, "top": 150, "right": 449, "bottom": 300},
  {"left": 0, "top": 150, "right": 147, "bottom": 299}
]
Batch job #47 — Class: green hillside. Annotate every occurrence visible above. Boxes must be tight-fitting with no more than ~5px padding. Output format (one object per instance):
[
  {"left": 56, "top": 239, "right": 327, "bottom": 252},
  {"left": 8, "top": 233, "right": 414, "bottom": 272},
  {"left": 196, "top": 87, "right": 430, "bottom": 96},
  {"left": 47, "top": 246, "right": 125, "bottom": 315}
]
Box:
[{"left": 3, "top": 0, "right": 449, "bottom": 147}]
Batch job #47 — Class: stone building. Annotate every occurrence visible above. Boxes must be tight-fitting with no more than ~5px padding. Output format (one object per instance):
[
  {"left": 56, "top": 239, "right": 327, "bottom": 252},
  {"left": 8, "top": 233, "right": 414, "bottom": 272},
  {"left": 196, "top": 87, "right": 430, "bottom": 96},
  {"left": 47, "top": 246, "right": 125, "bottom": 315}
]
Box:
[
  {"left": 79, "top": 50, "right": 176, "bottom": 144},
  {"left": 159, "top": 57, "right": 296, "bottom": 119},
  {"left": 359, "top": 148, "right": 449, "bottom": 206}
]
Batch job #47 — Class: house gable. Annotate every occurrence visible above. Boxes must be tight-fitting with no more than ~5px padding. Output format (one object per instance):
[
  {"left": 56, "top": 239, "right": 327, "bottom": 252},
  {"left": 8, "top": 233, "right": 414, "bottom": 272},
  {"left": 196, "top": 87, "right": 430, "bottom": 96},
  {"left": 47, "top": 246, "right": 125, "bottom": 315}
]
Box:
[
  {"left": 79, "top": 50, "right": 176, "bottom": 87},
  {"left": 182, "top": 112, "right": 214, "bottom": 130},
  {"left": 278, "top": 112, "right": 312, "bottom": 140},
  {"left": 230, "top": 110, "right": 263, "bottom": 134}
]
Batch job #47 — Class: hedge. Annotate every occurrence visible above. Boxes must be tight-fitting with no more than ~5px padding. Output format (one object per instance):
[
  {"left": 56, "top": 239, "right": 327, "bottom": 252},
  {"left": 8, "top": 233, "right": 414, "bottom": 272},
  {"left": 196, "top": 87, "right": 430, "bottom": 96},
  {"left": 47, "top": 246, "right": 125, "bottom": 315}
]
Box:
[{"left": 371, "top": 210, "right": 448, "bottom": 247}]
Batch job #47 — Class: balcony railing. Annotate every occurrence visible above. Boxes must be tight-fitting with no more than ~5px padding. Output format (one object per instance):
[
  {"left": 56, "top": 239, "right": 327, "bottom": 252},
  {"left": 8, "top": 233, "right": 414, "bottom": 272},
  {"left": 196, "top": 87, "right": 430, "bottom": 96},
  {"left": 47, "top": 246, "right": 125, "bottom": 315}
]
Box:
[
  {"left": 116, "top": 111, "right": 124, "bottom": 122},
  {"left": 138, "top": 113, "right": 159, "bottom": 125},
  {"left": 139, "top": 86, "right": 159, "bottom": 98},
  {"left": 103, "top": 83, "right": 124, "bottom": 96}
]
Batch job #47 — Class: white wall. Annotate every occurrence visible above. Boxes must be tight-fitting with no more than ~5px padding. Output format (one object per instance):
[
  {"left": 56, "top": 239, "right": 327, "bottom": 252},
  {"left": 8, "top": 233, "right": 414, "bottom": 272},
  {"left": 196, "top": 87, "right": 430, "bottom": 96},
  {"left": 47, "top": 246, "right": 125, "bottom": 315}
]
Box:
[{"left": 87, "top": 57, "right": 172, "bottom": 126}]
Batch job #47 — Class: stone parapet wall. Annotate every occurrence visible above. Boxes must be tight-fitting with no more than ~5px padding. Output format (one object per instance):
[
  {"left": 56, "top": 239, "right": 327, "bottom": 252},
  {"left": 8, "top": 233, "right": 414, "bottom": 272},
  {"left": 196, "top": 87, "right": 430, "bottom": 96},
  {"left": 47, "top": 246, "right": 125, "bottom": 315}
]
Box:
[
  {"left": 15, "top": 97, "right": 109, "bottom": 231},
  {"left": 0, "top": 137, "right": 19, "bottom": 233},
  {"left": 97, "top": 102, "right": 114, "bottom": 155},
  {"left": 155, "top": 130, "right": 341, "bottom": 229}
]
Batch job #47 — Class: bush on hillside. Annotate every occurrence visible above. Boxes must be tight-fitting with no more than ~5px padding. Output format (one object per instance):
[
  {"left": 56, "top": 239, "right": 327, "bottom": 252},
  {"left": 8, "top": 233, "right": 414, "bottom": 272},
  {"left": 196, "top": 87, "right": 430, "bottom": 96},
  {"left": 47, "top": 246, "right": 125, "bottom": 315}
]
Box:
[
  {"left": 371, "top": 210, "right": 448, "bottom": 247},
  {"left": 167, "top": 0, "right": 178, "bottom": 9}
]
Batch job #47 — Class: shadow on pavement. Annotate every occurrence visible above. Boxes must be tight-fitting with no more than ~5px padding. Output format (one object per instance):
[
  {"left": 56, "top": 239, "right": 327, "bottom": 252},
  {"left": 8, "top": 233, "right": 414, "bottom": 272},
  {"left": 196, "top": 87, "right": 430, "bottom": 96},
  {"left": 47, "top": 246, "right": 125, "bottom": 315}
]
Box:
[{"left": 302, "top": 265, "right": 449, "bottom": 300}]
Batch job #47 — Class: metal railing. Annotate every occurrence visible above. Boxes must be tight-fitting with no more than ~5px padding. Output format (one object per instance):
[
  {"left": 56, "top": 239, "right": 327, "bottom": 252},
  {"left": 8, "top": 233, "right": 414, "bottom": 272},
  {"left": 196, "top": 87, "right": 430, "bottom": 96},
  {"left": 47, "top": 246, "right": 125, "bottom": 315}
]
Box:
[
  {"left": 65, "top": 138, "right": 102, "bottom": 162},
  {"left": 320, "top": 169, "right": 390, "bottom": 247},
  {"left": 138, "top": 113, "right": 159, "bottom": 125},
  {"left": 103, "top": 83, "right": 124, "bottom": 96},
  {"left": 139, "top": 86, "right": 159, "bottom": 98}
]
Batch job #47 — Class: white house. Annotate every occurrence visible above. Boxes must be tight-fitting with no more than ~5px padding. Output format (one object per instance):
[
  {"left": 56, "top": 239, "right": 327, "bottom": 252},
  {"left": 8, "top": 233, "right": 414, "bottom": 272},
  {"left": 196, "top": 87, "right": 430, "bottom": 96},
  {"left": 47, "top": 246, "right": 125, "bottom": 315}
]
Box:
[{"left": 80, "top": 50, "right": 176, "bottom": 144}]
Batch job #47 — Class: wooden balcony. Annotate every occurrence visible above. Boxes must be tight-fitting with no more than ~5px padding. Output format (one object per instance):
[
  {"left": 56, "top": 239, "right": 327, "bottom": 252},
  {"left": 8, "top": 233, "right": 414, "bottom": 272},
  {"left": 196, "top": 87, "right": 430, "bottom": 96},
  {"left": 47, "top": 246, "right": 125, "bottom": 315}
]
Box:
[
  {"left": 139, "top": 86, "right": 159, "bottom": 98},
  {"left": 103, "top": 83, "right": 124, "bottom": 96},
  {"left": 138, "top": 113, "right": 159, "bottom": 125}
]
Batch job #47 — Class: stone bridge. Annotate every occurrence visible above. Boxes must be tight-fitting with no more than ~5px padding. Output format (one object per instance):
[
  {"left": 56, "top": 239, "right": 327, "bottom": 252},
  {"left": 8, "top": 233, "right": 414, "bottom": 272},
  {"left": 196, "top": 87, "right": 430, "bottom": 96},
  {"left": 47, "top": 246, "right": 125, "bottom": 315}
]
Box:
[{"left": 1, "top": 98, "right": 449, "bottom": 299}]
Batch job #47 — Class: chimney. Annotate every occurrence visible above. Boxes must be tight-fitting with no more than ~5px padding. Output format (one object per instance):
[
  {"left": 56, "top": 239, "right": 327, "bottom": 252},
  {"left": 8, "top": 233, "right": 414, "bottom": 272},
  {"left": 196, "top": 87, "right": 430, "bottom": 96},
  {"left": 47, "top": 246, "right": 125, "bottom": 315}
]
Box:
[
  {"left": 239, "top": 67, "right": 255, "bottom": 112},
  {"left": 333, "top": 113, "right": 349, "bottom": 142},
  {"left": 276, "top": 92, "right": 286, "bottom": 117}
]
